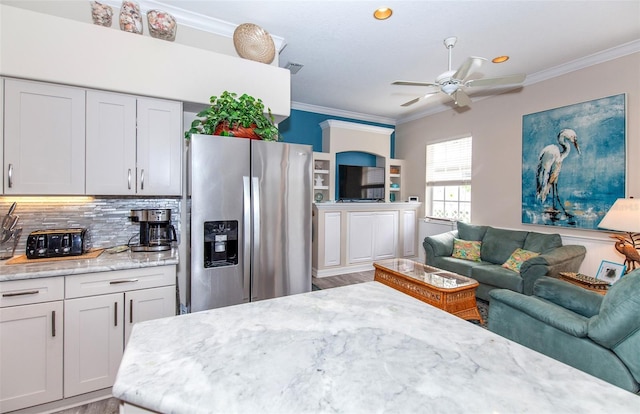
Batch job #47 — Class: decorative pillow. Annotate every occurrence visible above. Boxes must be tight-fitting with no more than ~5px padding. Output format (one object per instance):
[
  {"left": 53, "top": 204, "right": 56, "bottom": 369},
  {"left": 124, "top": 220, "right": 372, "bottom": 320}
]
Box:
[
  {"left": 502, "top": 248, "right": 540, "bottom": 272},
  {"left": 452, "top": 238, "right": 482, "bottom": 262}
]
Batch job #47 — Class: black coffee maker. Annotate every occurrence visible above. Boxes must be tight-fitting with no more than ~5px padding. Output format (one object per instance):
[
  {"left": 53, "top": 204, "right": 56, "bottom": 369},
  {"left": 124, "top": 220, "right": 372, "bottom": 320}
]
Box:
[{"left": 129, "top": 209, "right": 177, "bottom": 252}]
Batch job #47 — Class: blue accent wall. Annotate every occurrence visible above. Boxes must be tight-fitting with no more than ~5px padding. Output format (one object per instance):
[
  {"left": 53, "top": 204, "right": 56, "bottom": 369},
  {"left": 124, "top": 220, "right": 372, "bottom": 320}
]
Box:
[{"left": 278, "top": 109, "right": 395, "bottom": 158}]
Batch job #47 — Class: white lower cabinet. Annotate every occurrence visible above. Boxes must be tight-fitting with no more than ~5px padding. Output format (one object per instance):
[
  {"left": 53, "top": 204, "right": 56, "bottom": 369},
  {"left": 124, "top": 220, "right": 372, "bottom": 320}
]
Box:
[
  {"left": 64, "top": 267, "right": 176, "bottom": 397},
  {"left": 64, "top": 293, "right": 124, "bottom": 397},
  {"left": 347, "top": 211, "right": 398, "bottom": 264},
  {"left": 0, "top": 266, "right": 176, "bottom": 412},
  {"left": 323, "top": 212, "right": 342, "bottom": 267},
  {"left": 0, "top": 278, "right": 64, "bottom": 413},
  {"left": 402, "top": 209, "right": 417, "bottom": 257}
]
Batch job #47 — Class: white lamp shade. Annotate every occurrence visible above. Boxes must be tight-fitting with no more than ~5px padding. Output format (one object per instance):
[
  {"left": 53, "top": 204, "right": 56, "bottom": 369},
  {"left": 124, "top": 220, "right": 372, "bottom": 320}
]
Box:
[{"left": 598, "top": 198, "right": 640, "bottom": 233}]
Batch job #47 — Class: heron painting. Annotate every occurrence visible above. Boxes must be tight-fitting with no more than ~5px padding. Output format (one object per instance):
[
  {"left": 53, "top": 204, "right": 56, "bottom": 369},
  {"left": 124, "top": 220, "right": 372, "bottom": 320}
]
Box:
[{"left": 522, "top": 94, "right": 626, "bottom": 230}]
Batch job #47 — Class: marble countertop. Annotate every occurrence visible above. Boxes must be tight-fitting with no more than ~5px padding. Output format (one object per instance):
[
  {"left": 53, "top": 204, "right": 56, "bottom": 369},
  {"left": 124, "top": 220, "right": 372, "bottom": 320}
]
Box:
[
  {"left": 0, "top": 248, "right": 179, "bottom": 282},
  {"left": 113, "top": 282, "right": 639, "bottom": 414}
]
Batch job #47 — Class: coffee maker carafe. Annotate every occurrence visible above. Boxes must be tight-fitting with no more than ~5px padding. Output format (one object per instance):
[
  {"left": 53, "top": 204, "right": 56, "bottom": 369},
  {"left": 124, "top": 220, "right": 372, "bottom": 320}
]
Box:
[{"left": 130, "top": 209, "right": 177, "bottom": 252}]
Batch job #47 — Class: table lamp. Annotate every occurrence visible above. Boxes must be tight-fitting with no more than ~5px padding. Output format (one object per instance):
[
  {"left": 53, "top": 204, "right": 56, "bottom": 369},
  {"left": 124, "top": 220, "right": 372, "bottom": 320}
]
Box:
[{"left": 598, "top": 198, "right": 640, "bottom": 274}]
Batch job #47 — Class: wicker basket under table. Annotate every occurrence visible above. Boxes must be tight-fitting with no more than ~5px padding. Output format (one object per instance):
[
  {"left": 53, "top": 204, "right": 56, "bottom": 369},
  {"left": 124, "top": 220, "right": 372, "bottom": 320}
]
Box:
[{"left": 373, "top": 259, "right": 483, "bottom": 323}]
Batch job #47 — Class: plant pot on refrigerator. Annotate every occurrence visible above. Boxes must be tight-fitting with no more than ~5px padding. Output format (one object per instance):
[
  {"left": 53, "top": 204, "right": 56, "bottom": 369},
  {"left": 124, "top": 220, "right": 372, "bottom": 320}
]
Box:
[{"left": 214, "top": 122, "right": 261, "bottom": 140}]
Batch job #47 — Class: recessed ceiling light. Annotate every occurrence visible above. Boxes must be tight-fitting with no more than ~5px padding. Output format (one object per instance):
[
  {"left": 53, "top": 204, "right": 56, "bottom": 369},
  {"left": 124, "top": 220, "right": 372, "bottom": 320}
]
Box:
[
  {"left": 492, "top": 56, "right": 510, "bottom": 63},
  {"left": 373, "top": 7, "right": 392, "bottom": 20}
]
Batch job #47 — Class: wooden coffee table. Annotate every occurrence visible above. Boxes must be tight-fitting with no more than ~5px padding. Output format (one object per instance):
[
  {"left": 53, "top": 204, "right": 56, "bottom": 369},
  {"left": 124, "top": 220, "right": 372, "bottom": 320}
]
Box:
[{"left": 373, "top": 258, "right": 483, "bottom": 323}]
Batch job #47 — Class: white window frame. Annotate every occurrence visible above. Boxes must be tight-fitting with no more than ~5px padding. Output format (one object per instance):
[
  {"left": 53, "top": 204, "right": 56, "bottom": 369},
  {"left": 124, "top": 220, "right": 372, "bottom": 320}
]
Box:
[{"left": 425, "top": 136, "right": 472, "bottom": 223}]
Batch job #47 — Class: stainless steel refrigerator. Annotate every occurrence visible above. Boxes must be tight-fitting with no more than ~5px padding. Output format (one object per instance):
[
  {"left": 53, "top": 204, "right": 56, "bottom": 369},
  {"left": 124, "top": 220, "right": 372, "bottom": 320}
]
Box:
[{"left": 189, "top": 134, "right": 312, "bottom": 312}]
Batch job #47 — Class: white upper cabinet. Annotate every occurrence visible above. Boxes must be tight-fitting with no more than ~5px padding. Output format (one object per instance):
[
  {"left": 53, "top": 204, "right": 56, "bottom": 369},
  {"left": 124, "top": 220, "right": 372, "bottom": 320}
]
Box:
[
  {"left": 85, "top": 91, "right": 137, "bottom": 195},
  {"left": 136, "top": 98, "right": 182, "bottom": 196},
  {"left": 86, "top": 92, "right": 182, "bottom": 196},
  {"left": 4, "top": 79, "right": 86, "bottom": 194}
]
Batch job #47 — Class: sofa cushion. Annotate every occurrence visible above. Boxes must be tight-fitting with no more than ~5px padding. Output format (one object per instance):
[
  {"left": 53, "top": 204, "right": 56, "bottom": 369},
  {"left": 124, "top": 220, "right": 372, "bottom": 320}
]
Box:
[
  {"left": 452, "top": 238, "right": 482, "bottom": 261},
  {"left": 472, "top": 264, "right": 524, "bottom": 293},
  {"left": 502, "top": 248, "right": 539, "bottom": 272},
  {"left": 431, "top": 256, "right": 487, "bottom": 278},
  {"left": 457, "top": 221, "right": 488, "bottom": 241},
  {"left": 481, "top": 227, "right": 528, "bottom": 264},
  {"left": 588, "top": 270, "right": 640, "bottom": 349},
  {"left": 523, "top": 232, "right": 563, "bottom": 253}
]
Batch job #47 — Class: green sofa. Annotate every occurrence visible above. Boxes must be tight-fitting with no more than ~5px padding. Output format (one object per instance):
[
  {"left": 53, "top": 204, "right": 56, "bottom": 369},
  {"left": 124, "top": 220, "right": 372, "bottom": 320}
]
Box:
[
  {"left": 422, "top": 222, "right": 586, "bottom": 301},
  {"left": 488, "top": 272, "right": 640, "bottom": 393}
]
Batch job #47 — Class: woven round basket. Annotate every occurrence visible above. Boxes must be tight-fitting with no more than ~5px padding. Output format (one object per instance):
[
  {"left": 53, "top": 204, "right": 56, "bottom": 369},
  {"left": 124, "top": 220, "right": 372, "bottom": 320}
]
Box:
[{"left": 233, "top": 23, "right": 275, "bottom": 64}]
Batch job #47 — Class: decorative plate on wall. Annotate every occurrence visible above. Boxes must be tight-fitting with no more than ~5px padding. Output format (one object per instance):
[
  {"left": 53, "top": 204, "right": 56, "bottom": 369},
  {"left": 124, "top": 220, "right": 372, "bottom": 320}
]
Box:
[{"left": 233, "top": 23, "right": 275, "bottom": 64}]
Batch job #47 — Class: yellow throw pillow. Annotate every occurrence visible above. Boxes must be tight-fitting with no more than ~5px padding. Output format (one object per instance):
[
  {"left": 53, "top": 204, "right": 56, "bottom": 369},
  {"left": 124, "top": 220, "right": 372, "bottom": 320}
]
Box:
[
  {"left": 452, "top": 238, "right": 482, "bottom": 262},
  {"left": 502, "top": 248, "right": 539, "bottom": 272}
]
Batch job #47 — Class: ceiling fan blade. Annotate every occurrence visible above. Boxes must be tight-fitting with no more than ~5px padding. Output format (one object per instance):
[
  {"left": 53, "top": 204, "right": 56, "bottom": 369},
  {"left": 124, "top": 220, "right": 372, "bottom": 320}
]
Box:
[
  {"left": 400, "top": 93, "right": 438, "bottom": 107},
  {"left": 401, "top": 97, "right": 421, "bottom": 107},
  {"left": 392, "top": 80, "right": 439, "bottom": 87},
  {"left": 453, "top": 89, "right": 471, "bottom": 107},
  {"left": 453, "top": 56, "right": 486, "bottom": 81},
  {"left": 465, "top": 73, "right": 526, "bottom": 88}
]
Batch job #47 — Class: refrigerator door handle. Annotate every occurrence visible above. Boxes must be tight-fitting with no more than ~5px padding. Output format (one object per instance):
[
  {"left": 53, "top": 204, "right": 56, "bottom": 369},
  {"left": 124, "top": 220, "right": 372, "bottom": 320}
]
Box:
[
  {"left": 243, "top": 176, "right": 251, "bottom": 301},
  {"left": 251, "top": 176, "right": 260, "bottom": 301}
]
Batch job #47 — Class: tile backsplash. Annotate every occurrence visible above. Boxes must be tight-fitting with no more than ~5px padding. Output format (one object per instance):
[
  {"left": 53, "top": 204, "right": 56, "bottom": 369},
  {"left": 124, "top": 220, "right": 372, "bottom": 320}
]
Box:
[{"left": 0, "top": 197, "right": 182, "bottom": 255}]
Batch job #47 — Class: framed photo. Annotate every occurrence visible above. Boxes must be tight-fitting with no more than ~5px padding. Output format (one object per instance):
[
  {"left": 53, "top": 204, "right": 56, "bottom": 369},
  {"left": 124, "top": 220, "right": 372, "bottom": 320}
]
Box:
[
  {"left": 521, "top": 94, "right": 626, "bottom": 230},
  {"left": 595, "top": 260, "right": 626, "bottom": 285}
]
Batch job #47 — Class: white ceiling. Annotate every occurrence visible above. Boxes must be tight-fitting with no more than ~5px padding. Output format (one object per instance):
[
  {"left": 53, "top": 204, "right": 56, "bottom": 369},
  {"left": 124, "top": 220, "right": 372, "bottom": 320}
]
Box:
[{"left": 126, "top": 1, "right": 640, "bottom": 123}]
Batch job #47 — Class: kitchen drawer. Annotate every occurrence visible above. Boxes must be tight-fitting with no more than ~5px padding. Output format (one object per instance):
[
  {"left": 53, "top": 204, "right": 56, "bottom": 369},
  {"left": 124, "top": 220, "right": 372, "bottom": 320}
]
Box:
[
  {"left": 65, "top": 265, "right": 175, "bottom": 298},
  {"left": 0, "top": 277, "right": 64, "bottom": 307}
]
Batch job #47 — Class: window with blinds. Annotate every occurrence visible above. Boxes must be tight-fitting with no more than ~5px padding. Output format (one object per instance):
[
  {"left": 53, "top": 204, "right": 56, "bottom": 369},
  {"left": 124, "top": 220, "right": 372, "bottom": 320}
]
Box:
[{"left": 425, "top": 137, "right": 472, "bottom": 222}]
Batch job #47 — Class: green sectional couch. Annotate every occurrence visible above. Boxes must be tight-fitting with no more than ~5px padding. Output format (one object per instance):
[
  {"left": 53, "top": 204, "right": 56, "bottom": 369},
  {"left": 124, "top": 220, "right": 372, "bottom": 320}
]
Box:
[
  {"left": 422, "top": 222, "right": 586, "bottom": 301},
  {"left": 488, "top": 272, "right": 640, "bottom": 392}
]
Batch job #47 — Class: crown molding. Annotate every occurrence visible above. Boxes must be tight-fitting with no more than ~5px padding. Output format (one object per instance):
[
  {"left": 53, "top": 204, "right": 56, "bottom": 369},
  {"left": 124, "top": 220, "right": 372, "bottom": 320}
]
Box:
[
  {"left": 292, "top": 101, "right": 396, "bottom": 126},
  {"left": 319, "top": 119, "right": 394, "bottom": 135},
  {"left": 100, "top": 0, "right": 287, "bottom": 51},
  {"left": 397, "top": 39, "right": 640, "bottom": 124}
]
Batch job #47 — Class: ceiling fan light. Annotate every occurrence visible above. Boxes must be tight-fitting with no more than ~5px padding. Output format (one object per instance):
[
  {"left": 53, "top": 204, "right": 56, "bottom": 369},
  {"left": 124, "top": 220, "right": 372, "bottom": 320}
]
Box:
[
  {"left": 492, "top": 55, "right": 510, "bottom": 63},
  {"left": 373, "top": 7, "right": 392, "bottom": 20},
  {"left": 441, "top": 83, "right": 458, "bottom": 95}
]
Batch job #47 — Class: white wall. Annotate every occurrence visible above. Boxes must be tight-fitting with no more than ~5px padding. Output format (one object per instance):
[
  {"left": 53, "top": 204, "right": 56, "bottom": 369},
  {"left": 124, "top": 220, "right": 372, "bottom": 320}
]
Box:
[
  {"left": 0, "top": 4, "right": 290, "bottom": 120},
  {"left": 396, "top": 52, "right": 640, "bottom": 275}
]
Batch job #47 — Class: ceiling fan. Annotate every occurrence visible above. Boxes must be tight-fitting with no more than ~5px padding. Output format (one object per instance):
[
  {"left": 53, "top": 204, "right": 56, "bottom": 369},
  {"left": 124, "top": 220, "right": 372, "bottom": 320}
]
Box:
[{"left": 392, "top": 36, "right": 526, "bottom": 108}]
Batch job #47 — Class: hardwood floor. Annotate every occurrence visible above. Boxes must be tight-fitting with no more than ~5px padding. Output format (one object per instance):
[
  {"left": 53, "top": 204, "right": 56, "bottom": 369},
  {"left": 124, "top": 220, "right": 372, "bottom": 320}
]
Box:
[
  {"left": 51, "top": 397, "right": 119, "bottom": 414},
  {"left": 312, "top": 270, "right": 375, "bottom": 289}
]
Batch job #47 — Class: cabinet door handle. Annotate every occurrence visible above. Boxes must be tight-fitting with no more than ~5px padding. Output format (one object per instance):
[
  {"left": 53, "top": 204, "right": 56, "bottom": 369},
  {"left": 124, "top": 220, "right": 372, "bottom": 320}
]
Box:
[
  {"left": 129, "top": 299, "right": 133, "bottom": 324},
  {"left": 128, "top": 169, "right": 132, "bottom": 190},
  {"left": 140, "top": 169, "right": 145, "bottom": 190},
  {"left": 109, "top": 279, "right": 139, "bottom": 285},
  {"left": 52, "top": 310, "right": 56, "bottom": 337},
  {"left": 7, "top": 164, "right": 12, "bottom": 188},
  {"left": 2, "top": 290, "right": 39, "bottom": 297},
  {"left": 114, "top": 302, "right": 118, "bottom": 327}
]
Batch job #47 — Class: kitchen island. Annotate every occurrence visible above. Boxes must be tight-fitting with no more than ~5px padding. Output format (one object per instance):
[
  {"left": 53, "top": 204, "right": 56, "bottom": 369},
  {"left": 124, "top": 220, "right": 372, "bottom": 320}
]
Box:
[{"left": 114, "top": 281, "right": 639, "bottom": 413}]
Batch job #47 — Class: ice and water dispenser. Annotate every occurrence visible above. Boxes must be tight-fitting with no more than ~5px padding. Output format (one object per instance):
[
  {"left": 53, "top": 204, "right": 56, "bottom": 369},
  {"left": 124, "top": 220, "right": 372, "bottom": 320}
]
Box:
[{"left": 204, "top": 221, "right": 238, "bottom": 268}]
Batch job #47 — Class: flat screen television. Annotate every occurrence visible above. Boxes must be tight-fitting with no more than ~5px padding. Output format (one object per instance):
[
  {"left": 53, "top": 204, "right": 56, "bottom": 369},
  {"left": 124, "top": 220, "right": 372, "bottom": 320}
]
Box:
[{"left": 338, "top": 164, "right": 385, "bottom": 201}]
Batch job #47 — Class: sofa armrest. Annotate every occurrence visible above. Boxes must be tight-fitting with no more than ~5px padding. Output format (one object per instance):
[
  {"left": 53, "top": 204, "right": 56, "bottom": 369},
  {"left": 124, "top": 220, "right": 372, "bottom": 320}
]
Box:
[
  {"left": 489, "top": 289, "right": 590, "bottom": 337},
  {"left": 533, "top": 276, "right": 603, "bottom": 318},
  {"left": 423, "top": 230, "right": 457, "bottom": 264},
  {"left": 519, "top": 245, "right": 587, "bottom": 295}
]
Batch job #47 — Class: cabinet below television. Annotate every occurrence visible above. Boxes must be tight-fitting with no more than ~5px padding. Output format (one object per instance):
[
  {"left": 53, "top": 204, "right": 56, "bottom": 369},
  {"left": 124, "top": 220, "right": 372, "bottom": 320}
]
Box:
[{"left": 312, "top": 202, "right": 421, "bottom": 277}]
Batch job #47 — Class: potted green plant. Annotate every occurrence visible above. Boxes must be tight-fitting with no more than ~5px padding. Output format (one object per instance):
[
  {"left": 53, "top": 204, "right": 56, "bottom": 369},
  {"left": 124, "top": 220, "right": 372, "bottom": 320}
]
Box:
[{"left": 184, "top": 91, "right": 280, "bottom": 141}]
